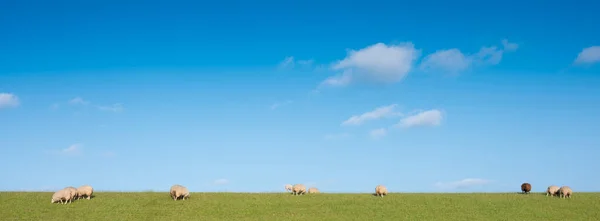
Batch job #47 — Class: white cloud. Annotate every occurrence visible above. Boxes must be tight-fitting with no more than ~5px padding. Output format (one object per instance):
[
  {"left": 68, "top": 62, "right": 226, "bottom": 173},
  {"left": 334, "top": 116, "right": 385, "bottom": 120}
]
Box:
[
  {"left": 213, "top": 179, "right": 229, "bottom": 185},
  {"left": 278, "top": 56, "right": 315, "bottom": 69},
  {"left": 434, "top": 178, "right": 491, "bottom": 189},
  {"left": 62, "top": 144, "right": 82, "bottom": 155},
  {"left": 322, "top": 42, "right": 421, "bottom": 87},
  {"left": 574, "top": 46, "right": 600, "bottom": 64},
  {"left": 0, "top": 93, "right": 20, "bottom": 109},
  {"left": 395, "top": 109, "right": 443, "bottom": 128},
  {"left": 324, "top": 133, "right": 350, "bottom": 140},
  {"left": 102, "top": 151, "right": 116, "bottom": 158},
  {"left": 419, "top": 49, "right": 472, "bottom": 74},
  {"left": 270, "top": 100, "right": 293, "bottom": 110},
  {"left": 97, "top": 103, "right": 124, "bottom": 112},
  {"left": 341, "top": 104, "right": 400, "bottom": 126},
  {"left": 369, "top": 128, "right": 387, "bottom": 139},
  {"left": 420, "top": 39, "right": 518, "bottom": 74},
  {"left": 68, "top": 97, "right": 90, "bottom": 105}
]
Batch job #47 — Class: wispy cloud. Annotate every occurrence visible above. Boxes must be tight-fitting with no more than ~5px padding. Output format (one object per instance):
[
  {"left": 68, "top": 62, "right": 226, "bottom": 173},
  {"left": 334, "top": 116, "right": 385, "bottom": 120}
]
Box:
[
  {"left": 97, "top": 103, "right": 124, "bottom": 112},
  {"left": 270, "top": 100, "right": 293, "bottom": 110},
  {"left": 419, "top": 39, "right": 518, "bottom": 74},
  {"left": 61, "top": 143, "right": 83, "bottom": 156},
  {"left": 0, "top": 93, "right": 20, "bottom": 109},
  {"left": 574, "top": 46, "right": 600, "bottom": 65},
  {"left": 321, "top": 42, "right": 421, "bottom": 87},
  {"left": 434, "top": 178, "right": 491, "bottom": 190},
  {"left": 213, "top": 178, "right": 229, "bottom": 185},
  {"left": 395, "top": 109, "right": 443, "bottom": 128},
  {"left": 369, "top": 128, "right": 387, "bottom": 139},
  {"left": 341, "top": 104, "right": 401, "bottom": 126},
  {"left": 68, "top": 97, "right": 90, "bottom": 105},
  {"left": 278, "top": 56, "right": 315, "bottom": 70}
]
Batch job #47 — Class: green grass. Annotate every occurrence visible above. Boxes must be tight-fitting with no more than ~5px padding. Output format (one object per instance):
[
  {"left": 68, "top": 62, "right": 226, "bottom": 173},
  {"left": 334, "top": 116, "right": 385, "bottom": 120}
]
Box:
[{"left": 1, "top": 192, "right": 599, "bottom": 221}]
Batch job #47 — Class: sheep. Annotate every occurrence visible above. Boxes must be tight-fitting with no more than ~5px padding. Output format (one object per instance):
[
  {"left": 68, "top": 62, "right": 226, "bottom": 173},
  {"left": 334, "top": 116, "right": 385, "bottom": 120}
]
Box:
[
  {"left": 292, "top": 184, "right": 306, "bottom": 195},
  {"left": 77, "top": 185, "right": 94, "bottom": 200},
  {"left": 51, "top": 189, "right": 72, "bottom": 204},
  {"left": 546, "top": 185, "right": 560, "bottom": 197},
  {"left": 170, "top": 184, "right": 190, "bottom": 201},
  {"left": 308, "top": 187, "right": 319, "bottom": 194},
  {"left": 285, "top": 184, "right": 293, "bottom": 192},
  {"left": 64, "top": 186, "right": 78, "bottom": 203},
  {"left": 559, "top": 186, "right": 573, "bottom": 199},
  {"left": 375, "top": 185, "right": 387, "bottom": 197},
  {"left": 521, "top": 183, "right": 532, "bottom": 194}
]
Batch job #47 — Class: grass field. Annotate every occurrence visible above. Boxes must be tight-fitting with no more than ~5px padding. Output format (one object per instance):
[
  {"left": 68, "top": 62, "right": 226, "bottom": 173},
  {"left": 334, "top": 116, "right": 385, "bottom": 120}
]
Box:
[{"left": 1, "top": 192, "right": 599, "bottom": 221}]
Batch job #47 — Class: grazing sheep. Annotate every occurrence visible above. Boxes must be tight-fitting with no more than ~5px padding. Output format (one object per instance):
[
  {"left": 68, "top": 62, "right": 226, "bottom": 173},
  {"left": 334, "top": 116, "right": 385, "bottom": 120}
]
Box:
[
  {"left": 308, "top": 187, "right": 319, "bottom": 194},
  {"left": 51, "top": 189, "right": 71, "bottom": 204},
  {"left": 64, "top": 186, "right": 78, "bottom": 203},
  {"left": 292, "top": 184, "right": 306, "bottom": 195},
  {"left": 169, "top": 184, "right": 190, "bottom": 201},
  {"left": 521, "top": 183, "right": 532, "bottom": 194},
  {"left": 559, "top": 186, "right": 573, "bottom": 198},
  {"left": 375, "top": 185, "right": 387, "bottom": 197},
  {"left": 546, "top": 185, "right": 560, "bottom": 197},
  {"left": 285, "top": 184, "right": 293, "bottom": 192},
  {"left": 77, "top": 185, "right": 94, "bottom": 200}
]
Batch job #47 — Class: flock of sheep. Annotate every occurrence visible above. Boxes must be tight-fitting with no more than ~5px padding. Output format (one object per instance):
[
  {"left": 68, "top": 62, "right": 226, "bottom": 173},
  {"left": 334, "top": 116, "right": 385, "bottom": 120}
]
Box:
[
  {"left": 283, "top": 184, "right": 388, "bottom": 196},
  {"left": 520, "top": 183, "right": 573, "bottom": 198},
  {"left": 51, "top": 185, "right": 94, "bottom": 204},
  {"left": 51, "top": 182, "right": 573, "bottom": 204}
]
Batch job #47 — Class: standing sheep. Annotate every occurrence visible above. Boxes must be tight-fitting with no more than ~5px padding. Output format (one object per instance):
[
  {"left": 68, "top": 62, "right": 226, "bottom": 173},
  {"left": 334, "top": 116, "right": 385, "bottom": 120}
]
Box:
[
  {"left": 308, "top": 187, "right": 319, "bottom": 194},
  {"left": 284, "top": 184, "right": 293, "bottom": 192},
  {"left": 292, "top": 184, "right": 306, "bottom": 195},
  {"left": 375, "top": 185, "right": 387, "bottom": 197},
  {"left": 546, "top": 185, "right": 560, "bottom": 197},
  {"left": 559, "top": 186, "right": 573, "bottom": 198},
  {"left": 169, "top": 184, "right": 190, "bottom": 201},
  {"left": 521, "top": 183, "right": 532, "bottom": 194},
  {"left": 77, "top": 185, "right": 94, "bottom": 200},
  {"left": 64, "top": 186, "right": 78, "bottom": 203},
  {"left": 51, "top": 189, "right": 72, "bottom": 204}
]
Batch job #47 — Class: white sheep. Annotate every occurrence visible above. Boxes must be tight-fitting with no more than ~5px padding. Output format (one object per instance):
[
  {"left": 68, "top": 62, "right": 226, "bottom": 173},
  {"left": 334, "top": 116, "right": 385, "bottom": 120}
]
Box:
[
  {"left": 170, "top": 184, "right": 190, "bottom": 201},
  {"left": 546, "top": 185, "right": 560, "bottom": 197},
  {"left": 64, "top": 186, "right": 78, "bottom": 203},
  {"left": 292, "top": 184, "right": 306, "bottom": 195},
  {"left": 375, "top": 185, "right": 388, "bottom": 197},
  {"left": 51, "top": 189, "right": 72, "bottom": 204},
  {"left": 308, "top": 187, "right": 319, "bottom": 194},
  {"left": 559, "top": 186, "right": 573, "bottom": 198},
  {"left": 76, "top": 185, "right": 94, "bottom": 200}
]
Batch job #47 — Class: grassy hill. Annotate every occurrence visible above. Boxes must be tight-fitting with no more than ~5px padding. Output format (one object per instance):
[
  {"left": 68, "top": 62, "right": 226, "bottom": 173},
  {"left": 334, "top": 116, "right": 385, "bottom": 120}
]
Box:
[{"left": 1, "top": 192, "right": 599, "bottom": 220}]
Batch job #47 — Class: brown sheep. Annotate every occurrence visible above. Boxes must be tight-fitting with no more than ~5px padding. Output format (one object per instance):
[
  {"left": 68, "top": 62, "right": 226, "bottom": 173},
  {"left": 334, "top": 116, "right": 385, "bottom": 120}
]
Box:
[{"left": 521, "top": 183, "right": 532, "bottom": 194}]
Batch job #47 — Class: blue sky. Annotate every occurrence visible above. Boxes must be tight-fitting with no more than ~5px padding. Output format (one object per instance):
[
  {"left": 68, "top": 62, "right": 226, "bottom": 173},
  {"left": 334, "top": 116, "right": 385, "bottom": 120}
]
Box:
[{"left": 1, "top": 0, "right": 600, "bottom": 193}]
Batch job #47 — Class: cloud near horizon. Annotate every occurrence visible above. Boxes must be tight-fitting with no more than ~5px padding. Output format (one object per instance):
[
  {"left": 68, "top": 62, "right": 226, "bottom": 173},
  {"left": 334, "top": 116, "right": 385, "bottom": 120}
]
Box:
[
  {"left": 574, "top": 46, "right": 600, "bottom": 64},
  {"left": 434, "top": 178, "right": 492, "bottom": 190},
  {"left": 0, "top": 93, "right": 20, "bottom": 109},
  {"left": 213, "top": 179, "right": 229, "bottom": 185}
]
